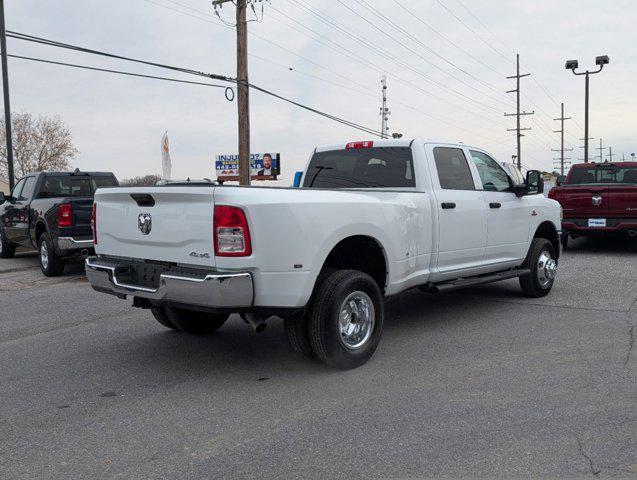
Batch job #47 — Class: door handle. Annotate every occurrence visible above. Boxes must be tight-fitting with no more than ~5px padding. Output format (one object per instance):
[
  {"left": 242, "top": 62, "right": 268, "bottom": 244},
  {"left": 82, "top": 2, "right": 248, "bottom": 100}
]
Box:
[
  {"left": 441, "top": 202, "right": 456, "bottom": 209},
  {"left": 489, "top": 202, "right": 501, "bottom": 208}
]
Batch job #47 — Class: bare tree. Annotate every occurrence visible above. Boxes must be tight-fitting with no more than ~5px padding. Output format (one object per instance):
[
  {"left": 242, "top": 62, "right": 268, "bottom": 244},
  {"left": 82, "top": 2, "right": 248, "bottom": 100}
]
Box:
[
  {"left": 119, "top": 174, "right": 162, "bottom": 187},
  {"left": 0, "top": 112, "right": 78, "bottom": 178}
]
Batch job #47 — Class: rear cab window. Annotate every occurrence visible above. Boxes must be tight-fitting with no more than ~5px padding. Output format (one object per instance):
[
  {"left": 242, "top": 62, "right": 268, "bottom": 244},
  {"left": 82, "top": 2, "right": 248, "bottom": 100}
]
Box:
[
  {"left": 432, "top": 147, "right": 475, "bottom": 190},
  {"left": 37, "top": 174, "right": 118, "bottom": 198},
  {"left": 567, "top": 166, "right": 637, "bottom": 185},
  {"left": 302, "top": 147, "right": 415, "bottom": 188}
]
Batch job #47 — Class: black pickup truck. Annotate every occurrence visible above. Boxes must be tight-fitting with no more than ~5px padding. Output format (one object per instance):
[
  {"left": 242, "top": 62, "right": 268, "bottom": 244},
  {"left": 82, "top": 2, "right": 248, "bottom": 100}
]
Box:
[{"left": 0, "top": 171, "right": 118, "bottom": 276}]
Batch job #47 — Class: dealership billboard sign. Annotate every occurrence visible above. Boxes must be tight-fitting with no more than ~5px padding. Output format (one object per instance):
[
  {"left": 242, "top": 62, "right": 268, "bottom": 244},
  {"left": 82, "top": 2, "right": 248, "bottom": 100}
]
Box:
[{"left": 215, "top": 153, "right": 281, "bottom": 181}]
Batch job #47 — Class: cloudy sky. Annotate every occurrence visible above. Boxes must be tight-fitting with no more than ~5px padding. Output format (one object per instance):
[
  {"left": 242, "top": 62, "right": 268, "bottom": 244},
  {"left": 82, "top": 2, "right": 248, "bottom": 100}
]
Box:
[{"left": 5, "top": 0, "right": 636, "bottom": 183}]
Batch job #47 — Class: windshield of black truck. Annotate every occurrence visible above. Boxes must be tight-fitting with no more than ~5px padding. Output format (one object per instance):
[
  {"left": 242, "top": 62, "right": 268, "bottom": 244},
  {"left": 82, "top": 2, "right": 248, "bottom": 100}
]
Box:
[
  {"left": 302, "top": 147, "right": 415, "bottom": 188},
  {"left": 567, "top": 166, "right": 637, "bottom": 185},
  {"left": 37, "top": 175, "right": 118, "bottom": 198}
]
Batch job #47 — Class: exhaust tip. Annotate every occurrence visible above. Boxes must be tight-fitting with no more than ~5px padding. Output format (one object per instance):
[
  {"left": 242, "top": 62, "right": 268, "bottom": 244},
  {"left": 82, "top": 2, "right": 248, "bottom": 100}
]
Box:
[
  {"left": 80, "top": 249, "right": 90, "bottom": 257},
  {"left": 627, "top": 229, "right": 637, "bottom": 238},
  {"left": 254, "top": 322, "right": 267, "bottom": 334}
]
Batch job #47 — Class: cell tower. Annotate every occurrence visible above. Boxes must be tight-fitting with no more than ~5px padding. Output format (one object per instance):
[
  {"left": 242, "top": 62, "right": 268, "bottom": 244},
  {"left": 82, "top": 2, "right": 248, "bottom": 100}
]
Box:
[{"left": 380, "top": 75, "right": 390, "bottom": 139}]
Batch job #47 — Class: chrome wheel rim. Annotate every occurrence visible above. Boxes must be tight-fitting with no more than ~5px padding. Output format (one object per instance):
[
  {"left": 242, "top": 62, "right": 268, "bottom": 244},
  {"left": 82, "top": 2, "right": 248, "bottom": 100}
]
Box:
[
  {"left": 40, "top": 242, "right": 49, "bottom": 269},
  {"left": 537, "top": 250, "right": 556, "bottom": 287},
  {"left": 338, "top": 291, "right": 375, "bottom": 350}
]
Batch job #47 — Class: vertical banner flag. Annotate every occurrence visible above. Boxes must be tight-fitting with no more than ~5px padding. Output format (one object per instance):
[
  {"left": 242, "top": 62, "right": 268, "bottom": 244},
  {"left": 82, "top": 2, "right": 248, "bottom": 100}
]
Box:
[{"left": 161, "top": 131, "right": 172, "bottom": 180}]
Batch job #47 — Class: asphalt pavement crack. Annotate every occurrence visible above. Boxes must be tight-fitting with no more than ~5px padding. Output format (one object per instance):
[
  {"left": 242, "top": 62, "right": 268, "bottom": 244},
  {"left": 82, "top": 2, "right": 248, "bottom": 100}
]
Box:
[
  {"left": 576, "top": 437, "right": 601, "bottom": 476},
  {"left": 624, "top": 325, "right": 634, "bottom": 366}
]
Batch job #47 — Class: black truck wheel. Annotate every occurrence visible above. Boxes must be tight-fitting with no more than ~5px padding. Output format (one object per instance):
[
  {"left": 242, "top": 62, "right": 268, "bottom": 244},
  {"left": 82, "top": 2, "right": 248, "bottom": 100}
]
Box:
[
  {"left": 0, "top": 225, "right": 16, "bottom": 259},
  {"left": 308, "top": 269, "right": 384, "bottom": 370},
  {"left": 151, "top": 307, "right": 180, "bottom": 331},
  {"left": 519, "top": 238, "right": 557, "bottom": 298},
  {"left": 38, "top": 233, "right": 65, "bottom": 276},
  {"left": 164, "top": 307, "right": 229, "bottom": 334},
  {"left": 284, "top": 313, "right": 316, "bottom": 359}
]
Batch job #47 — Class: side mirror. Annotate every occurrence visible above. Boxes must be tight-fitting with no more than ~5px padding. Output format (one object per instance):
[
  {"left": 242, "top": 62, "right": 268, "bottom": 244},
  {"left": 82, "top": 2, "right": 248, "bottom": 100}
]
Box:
[
  {"left": 556, "top": 175, "right": 566, "bottom": 186},
  {"left": 293, "top": 171, "right": 303, "bottom": 188},
  {"left": 525, "top": 170, "right": 544, "bottom": 195}
]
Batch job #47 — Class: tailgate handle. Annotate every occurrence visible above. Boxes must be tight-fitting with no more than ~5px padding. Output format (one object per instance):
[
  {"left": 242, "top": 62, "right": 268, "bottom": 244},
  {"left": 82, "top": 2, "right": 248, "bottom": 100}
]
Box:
[{"left": 130, "top": 193, "right": 155, "bottom": 207}]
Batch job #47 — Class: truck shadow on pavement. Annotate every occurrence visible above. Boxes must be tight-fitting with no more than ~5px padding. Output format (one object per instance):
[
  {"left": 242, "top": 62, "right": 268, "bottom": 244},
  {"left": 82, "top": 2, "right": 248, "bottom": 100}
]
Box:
[
  {"left": 565, "top": 236, "right": 636, "bottom": 254},
  {"left": 109, "top": 291, "right": 486, "bottom": 377}
]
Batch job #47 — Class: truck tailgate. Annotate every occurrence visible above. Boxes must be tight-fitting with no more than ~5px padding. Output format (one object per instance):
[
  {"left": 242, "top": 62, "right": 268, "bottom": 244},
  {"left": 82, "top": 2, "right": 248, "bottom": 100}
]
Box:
[{"left": 94, "top": 187, "right": 216, "bottom": 267}]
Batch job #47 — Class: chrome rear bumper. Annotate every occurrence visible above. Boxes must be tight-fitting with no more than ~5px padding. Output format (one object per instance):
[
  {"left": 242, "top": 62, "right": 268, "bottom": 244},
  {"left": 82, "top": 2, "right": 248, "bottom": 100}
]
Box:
[
  {"left": 58, "top": 236, "right": 93, "bottom": 251},
  {"left": 85, "top": 256, "right": 253, "bottom": 308}
]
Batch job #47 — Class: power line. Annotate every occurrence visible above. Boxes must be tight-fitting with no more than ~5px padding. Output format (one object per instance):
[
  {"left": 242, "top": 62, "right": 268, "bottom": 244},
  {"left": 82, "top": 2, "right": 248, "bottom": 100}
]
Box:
[
  {"left": 390, "top": 0, "right": 506, "bottom": 77},
  {"left": 349, "top": 0, "right": 511, "bottom": 104},
  {"left": 7, "top": 30, "right": 383, "bottom": 137},
  {"left": 7, "top": 53, "right": 231, "bottom": 90},
  {"left": 139, "top": 0, "right": 513, "bottom": 139}
]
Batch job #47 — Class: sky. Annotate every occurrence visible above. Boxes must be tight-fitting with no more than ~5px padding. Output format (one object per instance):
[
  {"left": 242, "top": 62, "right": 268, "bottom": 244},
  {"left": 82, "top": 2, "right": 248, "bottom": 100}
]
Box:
[{"left": 5, "top": 0, "right": 637, "bottom": 184}]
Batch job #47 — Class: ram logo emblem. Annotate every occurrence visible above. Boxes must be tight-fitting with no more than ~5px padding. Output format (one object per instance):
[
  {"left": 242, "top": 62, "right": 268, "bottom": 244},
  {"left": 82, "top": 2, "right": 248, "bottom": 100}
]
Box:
[
  {"left": 138, "top": 213, "right": 152, "bottom": 235},
  {"left": 591, "top": 195, "right": 602, "bottom": 207}
]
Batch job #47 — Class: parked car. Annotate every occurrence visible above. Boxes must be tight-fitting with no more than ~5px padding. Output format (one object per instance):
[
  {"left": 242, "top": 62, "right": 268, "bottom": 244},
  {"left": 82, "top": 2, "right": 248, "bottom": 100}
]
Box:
[
  {"left": 0, "top": 170, "right": 119, "bottom": 275},
  {"left": 85, "top": 140, "right": 561, "bottom": 369},
  {"left": 548, "top": 162, "right": 637, "bottom": 249}
]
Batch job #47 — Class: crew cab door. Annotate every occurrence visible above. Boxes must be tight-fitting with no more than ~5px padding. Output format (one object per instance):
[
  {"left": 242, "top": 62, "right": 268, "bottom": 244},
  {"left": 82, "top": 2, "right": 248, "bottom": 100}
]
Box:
[
  {"left": 468, "top": 150, "right": 530, "bottom": 264},
  {"left": 3, "top": 177, "right": 35, "bottom": 246},
  {"left": 427, "top": 145, "right": 487, "bottom": 275}
]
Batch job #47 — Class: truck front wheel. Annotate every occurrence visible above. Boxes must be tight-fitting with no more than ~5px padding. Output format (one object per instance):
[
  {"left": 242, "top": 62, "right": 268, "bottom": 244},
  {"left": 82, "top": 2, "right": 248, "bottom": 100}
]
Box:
[
  {"left": 164, "top": 307, "right": 229, "bottom": 334},
  {"left": 151, "top": 307, "right": 180, "bottom": 331},
  {"left": 519, "top": 238, "right": 557, "bottom": 298},
  {"left": 309, "top": 270, "right": 384, "bottom": 370}
]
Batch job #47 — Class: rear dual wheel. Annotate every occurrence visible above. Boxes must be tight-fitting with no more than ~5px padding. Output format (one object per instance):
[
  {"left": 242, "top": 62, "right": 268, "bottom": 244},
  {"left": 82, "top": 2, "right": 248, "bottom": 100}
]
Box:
[
  {"left": 286, "top": 269, "right": 384, "bottom": 370},
  {"left": 151, "top": 306, "right": 229, "bottom": 334}
]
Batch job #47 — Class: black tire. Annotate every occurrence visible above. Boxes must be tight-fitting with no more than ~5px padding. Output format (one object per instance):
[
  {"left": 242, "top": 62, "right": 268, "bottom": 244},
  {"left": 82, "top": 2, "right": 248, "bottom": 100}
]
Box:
[
  {"left": 164, "top": 306, "right": 229, "bottom": 334},
  {"left": 561, "top": 233, "right": 569, "bottom": 250},
  {"left": 284, "top": 313, "right": 316, "bottom": 359},
  {"left": 309, "top": 269, "right": 384, "bottom": 370},
  {"left": 0, "top": 225, "right": 16, "bottom": 259},
  {"left": 519, "top": 238, "right": 557, "bottom": 298},
  {"left": 38, "top": 233, "right": 65, "bottom": 276},
  {"left": 151, "top": 307, "right": 180, "bottom": 331}
]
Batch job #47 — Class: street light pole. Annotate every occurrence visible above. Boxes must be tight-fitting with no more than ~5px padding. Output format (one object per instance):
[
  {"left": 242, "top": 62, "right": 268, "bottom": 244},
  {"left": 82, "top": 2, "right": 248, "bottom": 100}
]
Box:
[{"left": 565, "top": 55, "right": 609, "bottom": 163}]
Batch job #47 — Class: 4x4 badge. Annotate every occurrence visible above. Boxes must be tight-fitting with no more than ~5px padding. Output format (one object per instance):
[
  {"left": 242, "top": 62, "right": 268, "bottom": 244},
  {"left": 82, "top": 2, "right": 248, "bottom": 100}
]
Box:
[
  {"left": 592, "top": 195, "right": 602, "bottom": 207},
  {"left": 138, "top": 213, "right": 152, "bottom": 235}
]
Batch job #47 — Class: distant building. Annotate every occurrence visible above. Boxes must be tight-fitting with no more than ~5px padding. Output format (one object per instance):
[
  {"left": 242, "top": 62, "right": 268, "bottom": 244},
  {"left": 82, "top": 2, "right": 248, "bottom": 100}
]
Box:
[{"left": 0, "top": 176, "right": 9, "bottom": 194}]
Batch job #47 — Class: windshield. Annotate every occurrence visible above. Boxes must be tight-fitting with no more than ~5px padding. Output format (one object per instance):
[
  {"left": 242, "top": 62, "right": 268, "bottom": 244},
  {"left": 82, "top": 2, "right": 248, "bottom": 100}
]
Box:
[
  {"left": 37, "top": 175, "right": 119, "bottom": 198},
  {"left": 566, "top": 166, "right": 637, "bottom": 185},
  {"left": 302, "top": 147, "right": 415, "bottom": 188}
]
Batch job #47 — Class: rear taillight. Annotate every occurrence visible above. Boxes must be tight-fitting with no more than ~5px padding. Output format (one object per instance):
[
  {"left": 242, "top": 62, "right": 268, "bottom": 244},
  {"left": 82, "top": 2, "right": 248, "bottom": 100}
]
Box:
[
  {"left": 91, "top": 203, "right": 97, "bottom": 245},
  {"left": 346, "top": 141, "right": 374, "bottom": 149},
  {"left": 58, "top": 203, "right": 73, "bottom": 228},
  {"left": 214, "top": 205, "right": 251, "bottom": 257}
]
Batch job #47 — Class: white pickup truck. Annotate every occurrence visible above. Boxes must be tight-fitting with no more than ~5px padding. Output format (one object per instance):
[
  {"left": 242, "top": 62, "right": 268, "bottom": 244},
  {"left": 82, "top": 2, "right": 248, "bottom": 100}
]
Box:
[{"left": 86, "top": 139, "right": 561, "bottom": 369}]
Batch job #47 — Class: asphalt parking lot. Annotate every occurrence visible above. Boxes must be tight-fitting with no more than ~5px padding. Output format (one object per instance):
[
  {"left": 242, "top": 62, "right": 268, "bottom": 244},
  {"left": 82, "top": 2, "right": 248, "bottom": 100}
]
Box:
[{"left": 1, "top": 239, "right": 635, "bottom": 479}]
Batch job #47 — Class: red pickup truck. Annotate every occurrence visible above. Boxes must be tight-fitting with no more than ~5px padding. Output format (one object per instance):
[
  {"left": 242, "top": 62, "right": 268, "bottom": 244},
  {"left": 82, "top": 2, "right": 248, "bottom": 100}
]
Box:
[{"left": 548, "top": 162, "right": 637, "bottom": 248}]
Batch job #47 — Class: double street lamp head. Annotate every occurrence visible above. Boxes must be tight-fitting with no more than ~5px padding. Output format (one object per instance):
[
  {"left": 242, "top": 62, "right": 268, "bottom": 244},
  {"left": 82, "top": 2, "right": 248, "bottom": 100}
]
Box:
[{"left": 565, "top": 55, "right": 610, "bottom": 73}]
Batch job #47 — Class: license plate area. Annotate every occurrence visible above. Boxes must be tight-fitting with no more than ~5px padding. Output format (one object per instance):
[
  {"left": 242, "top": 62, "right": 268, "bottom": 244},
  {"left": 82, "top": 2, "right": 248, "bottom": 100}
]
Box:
[{"left": 588, "top": 218, "right": 606, "bottom": 228}]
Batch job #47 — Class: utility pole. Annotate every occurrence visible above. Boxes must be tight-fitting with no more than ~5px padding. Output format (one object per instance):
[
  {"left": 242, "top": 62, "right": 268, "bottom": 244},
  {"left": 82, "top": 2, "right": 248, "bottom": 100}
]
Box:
[
  {"left": 0, "top": 0, "right": 14, "bottom": 190},
  {"left": 577, "top": 137, "right": 594, "bottom": 161},
  {"left": 595, "top": 138, "right": 606, "bottom": 161},
  {"left": 551, "top": 102, "right": 572, "bottom": 175},
  {"left": 505, "top": 54, "right": 534, "bottom": 170},
  {"left": 212, "top": 0, "right": 251, "bottom": 185},
  {"left": 379, "top": 75, "right": 390, "bottom": 139},
  {"left": 607, "top": 146, "right": 614, "bottom": 162}
]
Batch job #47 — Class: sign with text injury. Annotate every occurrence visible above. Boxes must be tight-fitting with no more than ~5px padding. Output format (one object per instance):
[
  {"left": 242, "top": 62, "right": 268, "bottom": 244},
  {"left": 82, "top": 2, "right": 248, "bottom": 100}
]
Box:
[{"left": 215, "top": 153, "right": 280, "bottom": 181}]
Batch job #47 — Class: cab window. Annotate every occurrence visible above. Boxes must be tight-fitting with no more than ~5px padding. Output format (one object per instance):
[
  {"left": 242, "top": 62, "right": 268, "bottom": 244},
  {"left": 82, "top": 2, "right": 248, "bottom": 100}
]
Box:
[
  {"left": 11, "top": 178, "right": 25, "bottom": 199},
  {"left": 469, "top": 151, "right": 511, "bottom": 192},
  {"left": 19, "top": 177, "right": 36, "bottom": 201}
]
